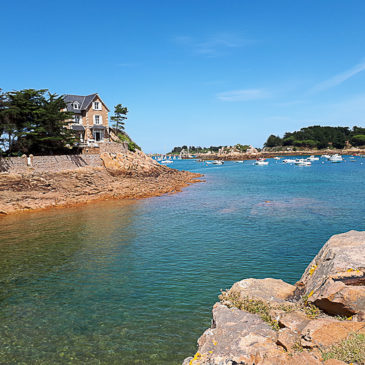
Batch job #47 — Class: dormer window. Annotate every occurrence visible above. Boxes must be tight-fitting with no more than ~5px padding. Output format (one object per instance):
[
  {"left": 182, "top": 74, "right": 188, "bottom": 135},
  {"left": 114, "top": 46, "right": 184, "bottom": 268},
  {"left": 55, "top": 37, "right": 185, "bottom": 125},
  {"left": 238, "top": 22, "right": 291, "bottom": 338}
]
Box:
[
  {"left": 73, "top": 101, "right": 80, "bottom": 110},
  {"left": 93, "top": 101, "right": 101, "bottom": 110}
]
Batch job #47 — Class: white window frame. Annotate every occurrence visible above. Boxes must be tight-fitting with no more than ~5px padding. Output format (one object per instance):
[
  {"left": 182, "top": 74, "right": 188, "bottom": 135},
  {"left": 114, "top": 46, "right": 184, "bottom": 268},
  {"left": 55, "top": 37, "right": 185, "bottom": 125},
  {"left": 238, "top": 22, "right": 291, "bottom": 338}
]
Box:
[
  {"left": 74, "top": 115, "right": 82, "bottom": 124},
  {"left": 94, "top": 115, "right": 102, "bottom": 125},
  {"left": 73, "top": 101, "right": 80, "bottom": 110},
  {"left": 93, "top": 101, "right": 101, "bottom": 110}
]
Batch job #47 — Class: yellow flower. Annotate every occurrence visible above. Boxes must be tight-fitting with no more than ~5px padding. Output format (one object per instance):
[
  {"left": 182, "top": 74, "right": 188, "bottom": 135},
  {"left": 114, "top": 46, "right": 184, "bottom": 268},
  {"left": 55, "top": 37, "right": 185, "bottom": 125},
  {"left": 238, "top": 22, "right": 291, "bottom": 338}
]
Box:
[
  {"left": 309, "top": 265, "right": 317, "bottom": 275},
  {"left": 189, "top": 352, "right": 202, "bottom": 365}
]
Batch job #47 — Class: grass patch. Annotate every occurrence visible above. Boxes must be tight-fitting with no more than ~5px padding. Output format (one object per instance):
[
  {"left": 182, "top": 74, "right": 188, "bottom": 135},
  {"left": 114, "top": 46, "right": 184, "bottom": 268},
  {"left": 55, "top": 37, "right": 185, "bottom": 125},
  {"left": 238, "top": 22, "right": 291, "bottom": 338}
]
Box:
[
  {"left": 219, "top": 291, "right": 280, "bottom": 330},
  {"left": 321, "top": 333, "right": 365, "bottom": 364},
  {"left": 302, "top": 303, "right": 321, "bottom": 319},
  {"left": 117, "top": 133, "right": 141, "bottom": 152},
  {"left": 219, "top": 290, "right": 323, "bottom": 331}
]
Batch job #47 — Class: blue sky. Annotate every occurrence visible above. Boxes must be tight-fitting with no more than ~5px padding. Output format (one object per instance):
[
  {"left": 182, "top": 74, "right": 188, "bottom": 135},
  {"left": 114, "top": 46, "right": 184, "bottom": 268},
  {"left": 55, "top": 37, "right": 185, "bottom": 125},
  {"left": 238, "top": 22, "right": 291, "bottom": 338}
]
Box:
[{"left": 2, "top": 0, "right": 365, "bottom": 153}]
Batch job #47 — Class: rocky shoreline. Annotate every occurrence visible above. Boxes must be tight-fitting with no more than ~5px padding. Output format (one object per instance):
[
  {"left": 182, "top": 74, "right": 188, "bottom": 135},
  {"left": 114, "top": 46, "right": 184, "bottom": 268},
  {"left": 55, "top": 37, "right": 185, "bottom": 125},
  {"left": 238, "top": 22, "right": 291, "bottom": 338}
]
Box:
[
  {"left": 0, "top": 150, "right": 203, "bottom": 216},
  {"left": 184, "top": 231, "right": 365, "bottom": 365}
]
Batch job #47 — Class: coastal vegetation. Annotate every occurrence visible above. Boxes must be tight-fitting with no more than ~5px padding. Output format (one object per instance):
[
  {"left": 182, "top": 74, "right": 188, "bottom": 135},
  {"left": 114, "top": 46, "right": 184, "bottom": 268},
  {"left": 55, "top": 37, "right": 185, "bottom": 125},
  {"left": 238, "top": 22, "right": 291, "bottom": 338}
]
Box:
[
  {"left": 0, "top": 89, "right": 75, "bottom": 156},
  {"left": 114, "top": 130, "right": 141, "bottom": 152},
  {"left": 110, "top": 103, "right": 128, "bottom": 131},
  {"left": 264, "top": 125, "right": 365, "bottom": 150},
  {"left": 321, "top": 333, "right": 365, "bottom": 363}
]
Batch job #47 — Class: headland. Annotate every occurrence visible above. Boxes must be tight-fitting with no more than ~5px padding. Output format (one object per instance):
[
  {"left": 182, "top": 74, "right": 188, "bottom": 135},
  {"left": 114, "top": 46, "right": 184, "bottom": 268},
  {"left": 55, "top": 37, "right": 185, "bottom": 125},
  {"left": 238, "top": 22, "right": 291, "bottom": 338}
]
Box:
[{"left": 0, "top": 149, "right": 203, "bottom": 216}]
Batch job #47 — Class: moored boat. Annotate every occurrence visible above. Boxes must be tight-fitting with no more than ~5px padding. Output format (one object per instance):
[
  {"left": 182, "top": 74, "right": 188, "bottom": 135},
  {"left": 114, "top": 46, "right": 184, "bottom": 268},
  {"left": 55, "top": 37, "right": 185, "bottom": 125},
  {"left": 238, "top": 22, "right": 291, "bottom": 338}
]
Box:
[
  {"left": 295, "top": 159, "right": 311, "bottom": 166},
  {"left": 329, "top": 154, "right": 343, "bottom": 163},
  {"left": 307, "top": 155, "right": 319, "bottom": 161},
  {"left": 255, "top": 158, "right": 269, "bottom": 166}
]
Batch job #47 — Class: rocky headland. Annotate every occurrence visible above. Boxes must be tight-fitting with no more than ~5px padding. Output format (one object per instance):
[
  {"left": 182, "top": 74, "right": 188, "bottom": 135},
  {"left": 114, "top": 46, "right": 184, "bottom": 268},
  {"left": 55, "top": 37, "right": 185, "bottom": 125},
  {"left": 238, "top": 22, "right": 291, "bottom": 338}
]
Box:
[
  {"left": 184, "top": 231, "right": 365, "bottom": 365},
  {"left": 0, "top": 150, "right": 203, "bottom": 215}
]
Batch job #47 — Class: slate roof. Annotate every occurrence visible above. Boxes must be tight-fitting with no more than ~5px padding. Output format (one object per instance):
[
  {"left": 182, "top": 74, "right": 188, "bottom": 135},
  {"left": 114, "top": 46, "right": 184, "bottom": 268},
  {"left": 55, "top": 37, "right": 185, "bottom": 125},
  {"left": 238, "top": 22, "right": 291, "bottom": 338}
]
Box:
[
  {"left": 63, "top": 93, "right": 108, "bottom": 112},
  {"left": 71, "top": 125, "right": 85, "bottom": 131}
]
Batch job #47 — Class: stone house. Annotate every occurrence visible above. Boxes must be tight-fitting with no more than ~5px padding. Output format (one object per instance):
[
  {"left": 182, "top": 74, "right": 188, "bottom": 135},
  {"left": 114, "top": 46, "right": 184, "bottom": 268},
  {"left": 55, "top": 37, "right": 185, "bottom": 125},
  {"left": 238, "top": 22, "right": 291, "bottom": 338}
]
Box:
[{"left": 63, "top": 93, "right": 110, "bottom": 144}]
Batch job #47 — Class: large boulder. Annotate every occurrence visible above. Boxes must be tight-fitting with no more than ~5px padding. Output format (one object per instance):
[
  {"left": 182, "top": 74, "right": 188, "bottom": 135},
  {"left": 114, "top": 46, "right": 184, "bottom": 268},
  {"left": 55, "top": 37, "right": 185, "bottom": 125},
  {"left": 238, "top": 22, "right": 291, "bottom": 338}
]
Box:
[
  {"left": 300, "top": 318, "right": 365, "bottom": 348},
  {"left": 228, "top": 278, "right": 296, "bottom": 305},
  {"left": 184, "top": 231, "right": 365, "bottom": 364},
  {"left": 300, "top": 231, "right": 365, "bottom": 316},
  {"left": 185, "top": 303, "right": 282, "bottom": 365}
]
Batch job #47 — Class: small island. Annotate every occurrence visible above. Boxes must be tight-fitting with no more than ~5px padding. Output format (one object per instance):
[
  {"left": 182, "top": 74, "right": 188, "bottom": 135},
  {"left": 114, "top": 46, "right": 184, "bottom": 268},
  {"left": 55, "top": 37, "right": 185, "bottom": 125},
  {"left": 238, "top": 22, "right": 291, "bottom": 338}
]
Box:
[{"left": 168, "top": 126, "right": 365, "bottom": 161}]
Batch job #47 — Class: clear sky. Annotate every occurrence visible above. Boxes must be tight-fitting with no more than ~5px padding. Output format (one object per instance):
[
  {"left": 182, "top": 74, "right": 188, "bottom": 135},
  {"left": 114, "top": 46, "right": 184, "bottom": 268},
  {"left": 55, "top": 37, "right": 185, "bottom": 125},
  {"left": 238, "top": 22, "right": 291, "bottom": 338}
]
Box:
[{"left": 2, "top": 0, "right": 365, "bottom": 153}]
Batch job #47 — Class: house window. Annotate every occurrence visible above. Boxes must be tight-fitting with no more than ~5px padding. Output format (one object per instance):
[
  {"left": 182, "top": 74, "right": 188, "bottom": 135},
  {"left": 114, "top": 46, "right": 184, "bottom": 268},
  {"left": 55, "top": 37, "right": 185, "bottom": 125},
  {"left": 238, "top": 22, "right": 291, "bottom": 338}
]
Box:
[
  {"left": 74, "top": 115, "right": 82, "bottom": 124},
  {"left": 93, "top": 101, "right": 101, "bottom": 110},
  {"left": 73, "top": 101, "right": 80, "bottom": 110},
  {"left": 94, "top": 115, "right": 102, "bottom": 125}
]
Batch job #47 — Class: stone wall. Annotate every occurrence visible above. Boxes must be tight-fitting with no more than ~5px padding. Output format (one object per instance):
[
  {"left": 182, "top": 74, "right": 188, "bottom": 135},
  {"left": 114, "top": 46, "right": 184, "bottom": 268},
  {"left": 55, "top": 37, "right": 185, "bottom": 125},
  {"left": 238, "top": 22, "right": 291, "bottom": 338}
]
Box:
[
  {"left": 0, "top": 154, "right": 102, "bottom": 173},
  {"left": 99, "top": 142, "right": 129, "bottom": 154}
]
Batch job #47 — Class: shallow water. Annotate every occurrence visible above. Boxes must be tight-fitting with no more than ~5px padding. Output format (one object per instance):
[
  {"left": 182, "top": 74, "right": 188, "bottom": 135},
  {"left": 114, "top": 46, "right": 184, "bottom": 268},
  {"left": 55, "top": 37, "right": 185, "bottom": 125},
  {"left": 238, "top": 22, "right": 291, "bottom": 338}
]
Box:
[{"left": 0, "top": 156, "right": 364, "bottom": 364}]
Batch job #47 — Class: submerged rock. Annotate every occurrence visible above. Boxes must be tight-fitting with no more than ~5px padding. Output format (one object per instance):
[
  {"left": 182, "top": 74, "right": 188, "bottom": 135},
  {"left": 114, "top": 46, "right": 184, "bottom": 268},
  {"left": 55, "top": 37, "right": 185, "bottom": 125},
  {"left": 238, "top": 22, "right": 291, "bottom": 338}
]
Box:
[{"left": 185, "top": 231, "right": 365, "bottom": 365}]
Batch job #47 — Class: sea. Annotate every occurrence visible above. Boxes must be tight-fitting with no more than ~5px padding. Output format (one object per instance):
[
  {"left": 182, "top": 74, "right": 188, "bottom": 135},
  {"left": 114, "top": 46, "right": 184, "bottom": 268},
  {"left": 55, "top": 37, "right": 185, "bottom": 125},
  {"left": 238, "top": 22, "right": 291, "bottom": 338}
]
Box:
[{"left": 0, "top": 156, "right": 364, "bottom": 364}]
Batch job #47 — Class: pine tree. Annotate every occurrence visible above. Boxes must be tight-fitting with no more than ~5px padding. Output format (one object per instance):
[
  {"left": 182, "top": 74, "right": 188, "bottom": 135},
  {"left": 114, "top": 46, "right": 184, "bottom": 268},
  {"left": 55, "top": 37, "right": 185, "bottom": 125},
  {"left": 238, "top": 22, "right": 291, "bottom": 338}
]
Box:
[{"left": 111, "top": 104, "right": 128, "bottom": 131}]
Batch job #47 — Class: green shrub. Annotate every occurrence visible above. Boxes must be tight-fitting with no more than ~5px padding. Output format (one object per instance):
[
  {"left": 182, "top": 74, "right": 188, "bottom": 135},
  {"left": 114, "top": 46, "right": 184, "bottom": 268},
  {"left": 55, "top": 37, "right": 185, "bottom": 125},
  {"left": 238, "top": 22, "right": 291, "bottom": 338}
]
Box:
[
  {"left": 117, "top": 133, "right": 141, "bottom": 152},
  {"left": 351, "top": 134, "right": 365, "bottom": 146}
]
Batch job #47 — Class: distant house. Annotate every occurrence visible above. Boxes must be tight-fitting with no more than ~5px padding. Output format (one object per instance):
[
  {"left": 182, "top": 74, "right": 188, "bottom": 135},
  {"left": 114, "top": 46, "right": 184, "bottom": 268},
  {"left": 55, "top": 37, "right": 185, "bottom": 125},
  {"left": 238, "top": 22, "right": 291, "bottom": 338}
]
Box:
[{"left": 63, "top": 93, "right": 110, "bottom": 144}]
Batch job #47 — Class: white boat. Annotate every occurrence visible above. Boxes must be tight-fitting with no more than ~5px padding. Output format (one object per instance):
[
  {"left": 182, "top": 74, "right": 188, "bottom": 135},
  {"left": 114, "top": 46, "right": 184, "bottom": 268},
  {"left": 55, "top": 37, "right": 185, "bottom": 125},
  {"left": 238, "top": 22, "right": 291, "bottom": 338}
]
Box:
[
  {"left": 212, "top": 160, "right": 224, "bottom": 165},
  {"left": 282, "top": 159, "right": 296, "bottom": 164},
  {"left": 161, "top": 160, "right": 173, "bottom": 164},
  {"left": 329, "top": 154, "right": 343, "bottom": 163},
  {"left": 274, "top": 157, "right": 281, "bottom": 160},
  {"left": 307, "top": 155, "right": 319, "bottom": 161},
  {"left": 321, "top": 154, "right": 331, "bottom": 159},
  {"left": 255, "top": 159, "right": 269, "bottom": 166},
  {"left": 235, "top": 160, "right": 244, "bottom": 163},
  {"left": 295, "top": 159, "right": 311, "bottom": 166}
]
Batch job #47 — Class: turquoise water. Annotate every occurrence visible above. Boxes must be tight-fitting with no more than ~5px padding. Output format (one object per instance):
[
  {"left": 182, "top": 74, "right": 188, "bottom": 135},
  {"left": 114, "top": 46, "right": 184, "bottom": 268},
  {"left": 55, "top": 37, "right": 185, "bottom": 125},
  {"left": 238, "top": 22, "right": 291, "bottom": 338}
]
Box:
[{"left": 0, "top": 156, "right": 364, "bottom": 364}]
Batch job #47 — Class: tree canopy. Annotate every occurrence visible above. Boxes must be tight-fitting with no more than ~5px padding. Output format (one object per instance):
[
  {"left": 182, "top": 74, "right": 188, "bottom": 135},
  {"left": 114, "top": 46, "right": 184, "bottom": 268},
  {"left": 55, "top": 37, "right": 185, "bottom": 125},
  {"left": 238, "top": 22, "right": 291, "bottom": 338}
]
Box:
[
  {"left": 264, "top": 125, "right": 365, "bottom": 149},
  {"left": 110, "top": 104, "right": 128, "bottom": 131},
  {"left": 0, "top": 89, "right": 75, "bottom": 155}
]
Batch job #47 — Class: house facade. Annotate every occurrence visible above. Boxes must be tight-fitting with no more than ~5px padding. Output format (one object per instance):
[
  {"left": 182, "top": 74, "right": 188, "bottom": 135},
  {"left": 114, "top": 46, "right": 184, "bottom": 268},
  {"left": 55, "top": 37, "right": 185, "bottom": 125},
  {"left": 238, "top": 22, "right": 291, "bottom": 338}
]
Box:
[{"left": 63, "top": 93, "right": 110, "bottom": 144}]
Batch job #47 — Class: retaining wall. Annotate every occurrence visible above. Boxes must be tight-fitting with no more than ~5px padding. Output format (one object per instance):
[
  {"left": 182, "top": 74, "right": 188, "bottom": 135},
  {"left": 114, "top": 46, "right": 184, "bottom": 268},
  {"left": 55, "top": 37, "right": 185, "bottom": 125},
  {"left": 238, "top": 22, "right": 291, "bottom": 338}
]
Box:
[
  {"left": 0, "top": 142, "right": 130, "bottom": 173},
  {"left": 0, "top": 154, "right": 103, "bottom": 173}
]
